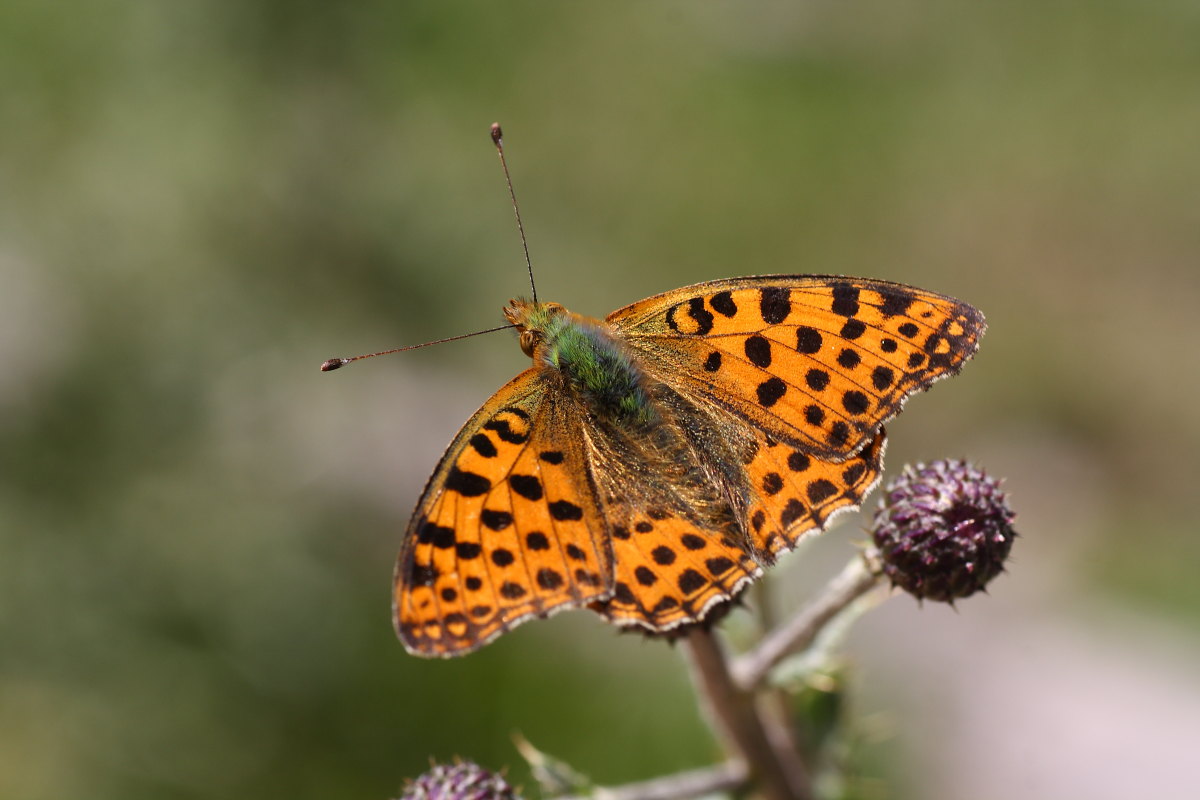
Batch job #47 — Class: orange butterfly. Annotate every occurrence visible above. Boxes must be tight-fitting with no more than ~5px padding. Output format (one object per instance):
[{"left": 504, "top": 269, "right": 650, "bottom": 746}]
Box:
[{"left": 392, "top": 276, "right": 984, "bottom": 657}]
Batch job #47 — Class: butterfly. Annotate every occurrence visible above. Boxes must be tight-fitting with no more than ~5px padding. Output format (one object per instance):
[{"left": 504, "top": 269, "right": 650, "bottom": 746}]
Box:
[{"left": 392, "top": 275, "right": 984, "bottom": 657}]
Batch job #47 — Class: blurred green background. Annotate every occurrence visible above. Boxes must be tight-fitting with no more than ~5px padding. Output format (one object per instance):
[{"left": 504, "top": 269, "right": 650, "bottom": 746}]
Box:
[{"left": 4, "top": 1, "right": 1198, "bottom": 798}]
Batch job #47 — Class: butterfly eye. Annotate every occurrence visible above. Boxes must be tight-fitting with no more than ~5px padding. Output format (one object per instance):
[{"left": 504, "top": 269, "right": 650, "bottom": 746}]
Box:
[{"left": 519, "top": 330, "right": 538, "bottom": 358}]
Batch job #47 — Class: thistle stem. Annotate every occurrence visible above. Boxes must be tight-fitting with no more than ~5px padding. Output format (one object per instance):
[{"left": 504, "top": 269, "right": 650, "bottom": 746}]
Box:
[
  {"left": 732, "top": 552, "right": 884, "bottom": 691},
  {"left": 682, "top": 627, "right": 811, "bottom": 800},
  {"left": 751, "top": 577, "right": 813, "bottom": 781},
  {"left": 566, "top": 761, "right": 748, "bottom": 800}
]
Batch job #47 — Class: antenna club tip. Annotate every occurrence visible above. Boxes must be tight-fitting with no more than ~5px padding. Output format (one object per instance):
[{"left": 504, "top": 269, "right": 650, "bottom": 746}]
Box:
[
  {"left": 320, "top": 358, "right": 348, "bottom": 372},
  {"left": 490, "top": 123, "right": 503, "bottom": 145}
]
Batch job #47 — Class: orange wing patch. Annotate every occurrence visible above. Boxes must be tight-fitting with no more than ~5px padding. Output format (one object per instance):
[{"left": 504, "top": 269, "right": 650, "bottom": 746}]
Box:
[
  {"left": 743, "top": 428, "right": 887, "bottom": 561},
  {"left": 610, "top": 276, "right": 984, "bottom": 459},
  {"left": 589, "top": 507, "right": 760, "bottom": 631},
  {"left": 395, "top": 373, "right": 612, "bottom": 657}
]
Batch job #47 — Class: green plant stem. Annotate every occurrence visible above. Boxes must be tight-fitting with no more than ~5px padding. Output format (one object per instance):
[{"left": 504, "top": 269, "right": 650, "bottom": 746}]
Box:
[
  {"left": 682, "top": 627, "right": 812, "bottom": 800},
  {"left": 563, "top": 762, "right": 748, "bottom": 800},
  {"left": 751, "top": 577, "right": 814, "bottom": 778},
  {"left": 732, "top": 552, "right": 883, "bottom": 691}
]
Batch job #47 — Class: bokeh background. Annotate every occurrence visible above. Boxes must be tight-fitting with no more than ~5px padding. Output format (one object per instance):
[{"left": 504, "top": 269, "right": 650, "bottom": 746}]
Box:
[{"left": 4, "top": 2, "right": 1198, "bottom": 798}]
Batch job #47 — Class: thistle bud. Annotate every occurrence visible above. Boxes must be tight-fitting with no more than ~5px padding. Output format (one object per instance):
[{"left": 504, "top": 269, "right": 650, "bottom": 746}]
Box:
[
  {"left": 398, "top": 762, "right": 520, "bottom": 800},
  {"left": 872, "top": 460, "right": 1016, "bottom": 602}
]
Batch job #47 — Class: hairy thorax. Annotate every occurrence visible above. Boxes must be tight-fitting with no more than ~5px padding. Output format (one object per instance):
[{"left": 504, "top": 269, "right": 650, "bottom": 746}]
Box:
[{"left": 505, "top": 299, "right": 655, "bottom": 425}]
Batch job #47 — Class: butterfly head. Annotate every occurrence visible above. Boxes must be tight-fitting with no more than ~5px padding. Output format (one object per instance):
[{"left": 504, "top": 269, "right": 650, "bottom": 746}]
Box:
[{"left": 504, "top": 299, "right": 567, "bottom": 359}]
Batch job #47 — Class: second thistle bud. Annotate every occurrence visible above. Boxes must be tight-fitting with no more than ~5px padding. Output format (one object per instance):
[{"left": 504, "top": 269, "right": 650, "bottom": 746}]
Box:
[
  {"left": 872, "top": 460, "right": 1016, "bottom": 603},
  {"left": 398, "top": 762, "right": 520, "bottom": 800}
]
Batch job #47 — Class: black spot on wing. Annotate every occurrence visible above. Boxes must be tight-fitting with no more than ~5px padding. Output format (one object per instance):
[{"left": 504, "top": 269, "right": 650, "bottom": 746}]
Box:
[
  {"left": 536, "top": 568, "right": 564, "bottom": 590},
  {"left": 651, "top": 546, "right": 676, "bottom": 565},
  {"left": 480, "top": 509, "right": 513, "bottom": 531},
  {"left": 878, "top": 287, "right": 916, "bottom": 317},
  {"left": 665, "top": 297, "right": 715, "bottom": 335},
  {"left": 687, "top": 297, "right": 714, "bottom": 334},
  {"left": 549, "top": 500, "right": 583, "bottom": 521},
  {"left": 756, "top": 377, "right": 787, "bottom": 407},
  {"left": 796, "top": 326, "right": 823, "bottom": 354},
  {"left": 483, "top": 418, "right": 528, "bottom": 445},
  {"left": 840, "top": 319, "right": 867, "bottom": 340},
  {"left": 842, "top": 390, "right": 869, "bottom": 415},
  {"left": 807, "top": 479, "right": 838, "bottom": 504},
  {"left": 499, "top": 582, "right": 527, "bottom": 599},
  {"left": 710, "top": 291, "right": 737, "bottom": 317},
  {"left": 744, "top": 335, "right": 772, "bottom": 368},
  {"left": 828, "top": 421, "right": 851, "bottom": 447},
  {"left": 469, "top": 434, "right": 497, "bottom": 458},
  {"left": 831, "top": 283, "right": 860, "bottom": 316},
  {"left": 842, "top": 462, "right": 867, "bottom": 485},
  {"left": 678, "top": 569, "right": 707, "bottom": 594},
  {"left": 760, "top": 287, "right": 791, "bottom": 324},
  {"left": 780, "top": 499, "right": 805, "bottom": 528},
  {"left": 804, "top": 405, "right": 825, "bottom": 426},
  {"left": 409, "top": 562, "right": 438, "bottom": 586},
  {"left": 574, "top": 569, "right": 603, "bottom": 587},
  {"left": 509, "top": 474, "right": 544, "bottom": 501},
  {"left": 787, "top": 451, "right": 810, "bottom": 472},
  {"left": 706, "top": 557, "right": 735, "bottom": 576},
  {"left": 445, "top": 467, "right": 491, "bottom": 497}
]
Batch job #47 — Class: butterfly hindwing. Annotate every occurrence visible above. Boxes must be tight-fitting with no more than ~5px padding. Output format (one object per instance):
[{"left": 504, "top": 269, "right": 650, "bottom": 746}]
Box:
[
  {"left": 581, "top": 420, "right": 885, "bottom": 629},
  {"left": 395, "top": 370, "right": 613, "bottom": 657},
  {"left": 609, "top": 275, "right": 985, "bottom": 460},
  {"left": 742, "top": 427, "right": 887, "bottom": 560},
  {"left": 589, "top": 505, "right": 761, "bottom": 630}
]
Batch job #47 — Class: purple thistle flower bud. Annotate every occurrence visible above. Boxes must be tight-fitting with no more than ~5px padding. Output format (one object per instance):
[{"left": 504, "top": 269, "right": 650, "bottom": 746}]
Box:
[
  {"left": 398, "top": 762, "right": 520, "bottom": 800},
  {"left": 872, "top": 460, "right": 1016, "bottom": 603}
]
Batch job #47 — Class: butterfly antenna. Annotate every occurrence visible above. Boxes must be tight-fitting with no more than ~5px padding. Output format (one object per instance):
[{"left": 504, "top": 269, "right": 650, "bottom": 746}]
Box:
[
  {"left": 320, "top": 324, "right": 516, "bottom": 371},
  {"left": 491, "top": 123, "right": 537, "bottom": 303}
]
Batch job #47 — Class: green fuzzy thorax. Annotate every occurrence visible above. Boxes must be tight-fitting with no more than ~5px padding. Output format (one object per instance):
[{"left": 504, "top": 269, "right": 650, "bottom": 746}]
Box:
[{"left": 517, "top": 302, "right": 654, "bottom": 425}]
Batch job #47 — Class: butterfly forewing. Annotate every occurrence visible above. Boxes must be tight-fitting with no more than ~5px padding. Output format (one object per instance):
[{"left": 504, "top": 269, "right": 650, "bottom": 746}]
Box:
[
  {"left": 608, "top": 275, "right": 985, "bottom": 460},
  {"left": 395, "top": 370, "right": 612, "bottom": 657}
]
